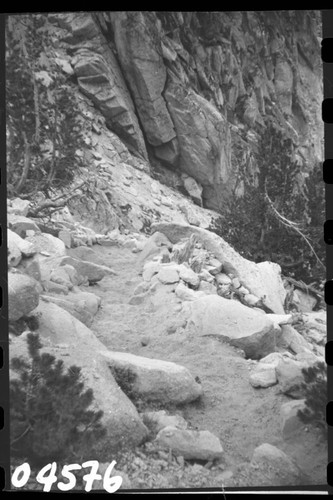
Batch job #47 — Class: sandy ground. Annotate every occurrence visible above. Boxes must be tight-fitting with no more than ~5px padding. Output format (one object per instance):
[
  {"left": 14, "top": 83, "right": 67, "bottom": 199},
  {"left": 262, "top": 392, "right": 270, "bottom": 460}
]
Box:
[{"left": 85, "top": 244, "right": 327, "bottom": 488}]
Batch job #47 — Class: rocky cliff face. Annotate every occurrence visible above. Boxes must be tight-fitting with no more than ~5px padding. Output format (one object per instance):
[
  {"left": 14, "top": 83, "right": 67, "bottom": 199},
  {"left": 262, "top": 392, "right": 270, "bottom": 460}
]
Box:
[{"left": 49, "top": 10, "right": 322, "bottom": 215}]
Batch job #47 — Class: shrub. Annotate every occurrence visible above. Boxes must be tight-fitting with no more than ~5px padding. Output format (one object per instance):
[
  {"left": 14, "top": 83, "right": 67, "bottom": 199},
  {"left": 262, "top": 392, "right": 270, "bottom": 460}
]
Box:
[
  {"left": 297, "top": 361, "right": 327, "bottom": 437},
  {"left": 110, "top": 365, "right": 138, "bottom": 401},
  {"left": 10, "top": 332, "right": 106, "bottom": 465},
  {"left": 209, "top": 123, "right": 325, "bottom": 286}
]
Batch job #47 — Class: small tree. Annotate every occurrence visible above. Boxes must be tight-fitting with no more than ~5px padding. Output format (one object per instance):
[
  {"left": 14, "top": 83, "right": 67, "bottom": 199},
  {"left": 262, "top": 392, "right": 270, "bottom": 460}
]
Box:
[
  {"left": 297, "top": 361, "right": 327, "bottom": 437},
  {"left": 6, "top": 14, "right": 85, "bottom": 199},
  {"left": 10, "top": 333, "right": 106, "bottom": 465},
  {"left": 209, "top": 122, "right": 325, "bottom": 286}
]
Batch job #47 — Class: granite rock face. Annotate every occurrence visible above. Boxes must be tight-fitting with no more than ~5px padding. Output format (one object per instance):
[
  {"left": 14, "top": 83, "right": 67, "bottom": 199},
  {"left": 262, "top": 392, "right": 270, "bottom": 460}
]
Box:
[{"left": 51, "top": 11, "right": 322, "bottom": 219}]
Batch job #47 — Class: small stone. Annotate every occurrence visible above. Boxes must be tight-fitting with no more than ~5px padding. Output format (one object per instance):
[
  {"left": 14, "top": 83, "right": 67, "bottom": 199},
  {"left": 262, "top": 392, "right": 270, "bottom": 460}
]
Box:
[
  {"left": 231, "top": 277, "right": 241, "bottom": 289},
  {"left": 141, "top": 336, "right": 150, "bottom": 346},
  {"left": 215, "top": 273, "right": 232, "bottom": 286},
  {"left": 129, "top": 292, "right": 149, "bottom": 305}
]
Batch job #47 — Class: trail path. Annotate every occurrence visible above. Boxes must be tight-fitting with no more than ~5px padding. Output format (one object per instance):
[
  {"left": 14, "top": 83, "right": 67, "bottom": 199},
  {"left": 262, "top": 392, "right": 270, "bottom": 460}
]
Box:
[{"left": 87, "top": 244, "right": 326, "bottom": 485}]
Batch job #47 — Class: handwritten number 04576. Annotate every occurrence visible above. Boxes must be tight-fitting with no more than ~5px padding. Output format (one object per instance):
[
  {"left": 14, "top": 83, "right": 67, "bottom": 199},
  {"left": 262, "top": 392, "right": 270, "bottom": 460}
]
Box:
[{"left": 11, "top": 460, "right": 123, "bottom": 492}]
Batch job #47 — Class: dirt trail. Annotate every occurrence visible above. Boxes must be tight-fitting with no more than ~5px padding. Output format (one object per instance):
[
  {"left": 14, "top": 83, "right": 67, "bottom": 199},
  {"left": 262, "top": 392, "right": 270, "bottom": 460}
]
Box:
[{"left": 88, "top": 244, "right": 326, "bottom": 486}]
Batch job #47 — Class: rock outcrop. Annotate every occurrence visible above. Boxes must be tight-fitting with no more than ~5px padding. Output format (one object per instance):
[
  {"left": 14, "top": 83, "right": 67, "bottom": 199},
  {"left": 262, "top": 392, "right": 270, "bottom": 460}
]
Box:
[
  {"left": 151, "top": 222, "right": 286, "bottom": 314},
  {"left": 47, "top": 11, "right": 322, "bottom": 225}
]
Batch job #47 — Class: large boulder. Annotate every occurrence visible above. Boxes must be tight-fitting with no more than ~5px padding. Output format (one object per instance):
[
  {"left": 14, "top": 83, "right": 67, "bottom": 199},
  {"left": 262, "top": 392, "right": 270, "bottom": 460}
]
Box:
[
  {"left": 21, "top": 300, "right": 148, "bottom": 449},
  {"left": 183, "top": 295, "right": 276, "bottom": 359},
  {"left": 100, "top": 351, "right": 203, "bottom": 404},
  {"left": 40, "top": 291, "right": 101, "bottom": 327},
  {"left": 151, "top": 222, "right": 286, "bottom": 314},
  {"left": 8, "top": 272, "right": 40, "bottom": 321},
  {"left": 25, "top": 232, "right": 66, "bottom": 257},
  {"left": 59, "top": 255, "right": 116, "bottom": 283},
  {"left": 155, "top": 426, "right": 223, "bottom": 461},
  {"left": 250, "top": 443, "right": 307, "bottom": 486}
]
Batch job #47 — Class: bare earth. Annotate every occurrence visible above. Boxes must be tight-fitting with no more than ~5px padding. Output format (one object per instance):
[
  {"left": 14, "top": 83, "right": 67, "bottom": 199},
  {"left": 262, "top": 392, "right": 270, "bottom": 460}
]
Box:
[{"left": 87, "top": 244, "right": 327, "bottom": 489}]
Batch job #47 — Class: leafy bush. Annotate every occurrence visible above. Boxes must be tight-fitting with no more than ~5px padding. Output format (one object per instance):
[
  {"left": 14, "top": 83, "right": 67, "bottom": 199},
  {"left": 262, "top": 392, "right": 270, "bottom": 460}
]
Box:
[
  {"left": 297, "top": 361, "right": 327, "bottom": 437},
  {"left": 209, "top": 122, "right": 325, "bottom": 285},
  {"left": 10, "top": 333, "right": 106, "bottom": 465}
]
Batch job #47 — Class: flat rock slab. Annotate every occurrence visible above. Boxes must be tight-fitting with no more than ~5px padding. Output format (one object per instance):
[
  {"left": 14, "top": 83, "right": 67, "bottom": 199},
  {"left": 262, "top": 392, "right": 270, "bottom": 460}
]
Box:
[
  {"left": 151, "top": 222, "right": 286, "bottom": 314},
  {"left": 183, "top": 295, "right": 275, "bottom": 359},
  {"left": 8, "top": 272, "right": 40, "bottom": 321},
  {"left": 156, "top": 266, "right": 180, "bottom": 284},
  {"left": 22, "top": 301, "right": 148, "bottom": 449},
  {"left": 155, "top": 426, "right": 223, "bottom": 461},
  {"left": 100, "top": 351, "right": 203, "bottom": 404}
]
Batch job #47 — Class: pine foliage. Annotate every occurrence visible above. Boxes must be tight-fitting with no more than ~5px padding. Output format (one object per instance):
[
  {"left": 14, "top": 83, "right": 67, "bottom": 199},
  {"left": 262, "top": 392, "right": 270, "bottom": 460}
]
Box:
[
  {"left": 6, "top": 14, "right": 84, "bottom": 198},
  {"left": 10, "top": 333, "right": 106, "bottom": 464},
  {"left": 297, "top": 361, "right": 327, "bottom": 437}
]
